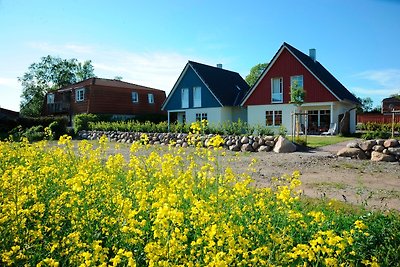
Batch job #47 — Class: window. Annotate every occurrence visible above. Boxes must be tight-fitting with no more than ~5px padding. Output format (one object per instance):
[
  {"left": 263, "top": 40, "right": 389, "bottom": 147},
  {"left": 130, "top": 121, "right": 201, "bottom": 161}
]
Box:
[
  {"left": 148, "top": 93, "right": 154, "bottom": 104},
  {"left": 47, "top": 93, "right": 54, "bottom": 104},
  {"left": 265, "top": 111, "right": 273, "bottom": 126},
  {"left": 181, "top": 88, "right": 189, "bottom": 108},
  {"left": 290, "top": 75, "right": 303, "bottom": 88},
  {"left": 76, "top": 88, "right": 85, "bottom": 102},
  {"left": 307, "top": 109, "right": 330, "bottom": 133},
  {"left": 271, "top": 77, "right": 283, "bottom": 103},
  {"left": 195, "top": 113, "right": 207, "bottom": 121},
  {"left": 132, "top": 92, "right": 138, "bottom": 103},
  {"left": 193, "top": 87, "right": 201, "bottom": 107},
  {"left": 265, "top": 110, "right": 282, "bottom": 126}
]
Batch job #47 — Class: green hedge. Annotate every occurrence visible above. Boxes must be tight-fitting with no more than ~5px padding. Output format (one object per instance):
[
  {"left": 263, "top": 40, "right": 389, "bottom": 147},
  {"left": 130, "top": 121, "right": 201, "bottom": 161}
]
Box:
[{"left": 87, "top": 119, "right": 275, "bottom": 136}]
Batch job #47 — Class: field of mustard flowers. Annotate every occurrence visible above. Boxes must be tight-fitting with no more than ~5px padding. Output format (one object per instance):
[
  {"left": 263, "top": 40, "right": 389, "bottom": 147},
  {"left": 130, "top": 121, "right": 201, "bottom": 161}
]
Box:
[{"left": 1, "top": 132, "right": 400, "bottom": 266}]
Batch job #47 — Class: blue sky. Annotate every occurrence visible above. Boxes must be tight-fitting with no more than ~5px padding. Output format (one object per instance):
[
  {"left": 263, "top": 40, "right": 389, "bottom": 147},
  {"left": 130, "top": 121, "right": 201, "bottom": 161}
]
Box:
[{"left": 0, "top": 0, "right": 399, "bottom": 111}]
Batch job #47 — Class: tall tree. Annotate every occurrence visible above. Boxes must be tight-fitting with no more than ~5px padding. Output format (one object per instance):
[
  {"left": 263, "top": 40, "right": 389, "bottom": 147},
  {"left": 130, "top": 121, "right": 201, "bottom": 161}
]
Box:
[
  {"left": 356, "top": 97, "right": 374, "bottom": 113},
  {"left": 19, "top": 55, "right": 95, "bottom": 117},
  {"left": 245, "top": 63, "right": 268, "bottom": 87}
]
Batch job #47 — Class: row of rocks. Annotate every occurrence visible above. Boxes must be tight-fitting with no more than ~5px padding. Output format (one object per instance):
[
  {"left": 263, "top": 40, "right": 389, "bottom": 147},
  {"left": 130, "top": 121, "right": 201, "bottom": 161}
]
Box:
[
  {"left": 337, "top": 139, "right": 400, "bottom": 162},
  {"left": 78, "top": 130, "right": 297, "bottom": 153}
]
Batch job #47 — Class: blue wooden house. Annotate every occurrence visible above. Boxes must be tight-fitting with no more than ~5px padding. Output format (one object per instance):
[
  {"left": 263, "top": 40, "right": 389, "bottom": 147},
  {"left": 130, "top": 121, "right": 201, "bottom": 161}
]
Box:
[{"left": 162, "top": 61, "right": 250, "bottom": 126}]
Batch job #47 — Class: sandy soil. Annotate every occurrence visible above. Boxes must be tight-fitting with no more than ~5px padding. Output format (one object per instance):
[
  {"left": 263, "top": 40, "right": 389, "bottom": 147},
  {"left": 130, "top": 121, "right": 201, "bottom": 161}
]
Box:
[{"left": 93, "top": 140, "right": 400, "bottom": 212}]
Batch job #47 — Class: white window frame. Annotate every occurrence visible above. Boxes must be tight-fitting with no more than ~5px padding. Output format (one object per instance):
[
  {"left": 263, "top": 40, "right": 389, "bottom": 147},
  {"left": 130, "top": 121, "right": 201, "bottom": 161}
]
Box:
[
  {"left": 148, "top": 93, "right": 154, "bottom": 104},
  {"left": 47, "top": 93, "right": 55, "bottom": 104},
  {"left": 181, "top": 88, "right": 189, "bottom": 108},
  {"left": 75, "top": 88, "right": 85, "bottom": 102},
  {"left": 271, "top": 77, "right": 283, "bottom": 103},
  {"left": 193, "top": 86, "right": 201, "bottom": 107},
  {"left": 195, "top": 113, "right": 207, "bottom": 121},
  {"left": 290, "top": 75, "right": 303, "bottom": 88},
  {"left": 132, "top": 91, "right": 139, "bottom": 103},
  {"left": 265, "top": 110, "right": 282, "bottom": 126}
]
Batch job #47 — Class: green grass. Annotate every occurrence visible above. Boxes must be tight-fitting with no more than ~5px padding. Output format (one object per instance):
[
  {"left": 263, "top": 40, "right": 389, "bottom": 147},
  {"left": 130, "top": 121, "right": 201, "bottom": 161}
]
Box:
[{"left": 299, "top": 136, "right": 355, "bottom": 148}]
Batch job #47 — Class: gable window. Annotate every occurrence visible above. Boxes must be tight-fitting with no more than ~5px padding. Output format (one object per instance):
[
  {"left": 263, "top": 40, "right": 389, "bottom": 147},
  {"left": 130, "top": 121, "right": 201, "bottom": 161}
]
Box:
[
  {"left": 265, "top": 110, "right": 282, "bottom": 126},
  {"left": 181, "top": 88, "right": 189, "bottom": 108},
  {"left": 290, "top": 75, "right": 303, "bottom": 88},
  {"left": 193, "top": 87, "right": 201, "bottom": 107},
  {"left": 47, "top": 93, "right": 54, "bottom": 104},
  {"left": 132, "top": 92, "right": 139, "bottom": 103},
  {"left": 271, "top": 77, "right": 283, "bottom": 103},
  {"left": 148, "top": 93, "right": 154, "bottom": 104},
  {"left": 76, "top": 88, "right": 85, "bottom": 102}
]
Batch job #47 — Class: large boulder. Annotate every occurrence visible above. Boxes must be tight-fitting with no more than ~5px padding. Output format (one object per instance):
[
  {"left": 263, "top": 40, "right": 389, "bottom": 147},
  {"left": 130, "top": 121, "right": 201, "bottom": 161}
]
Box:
[
  {"left": 359, "top": 140, "right": 377, "bottom": 151},
  {"left": 371, "top": 151, "right": 397, "bottom": 162},
  {"left": 384, "top": 139, "right": 399, "bottom": 148},
  {"left": 241, "top": 143, "right": 255, "bottom": 152},
  {"left": 229, "top": 144, "right": 241, "bottom": 152},
  {"left": 346, "top": 141, "right": 359, "bottom": 148},
  {"left": 273, "top": 136, "right": 296, "bottom": 153},
  {"left": 337, "top": 147, "right": 368, "bottom": 160},
  {"left": 258, "top": 145, "right": 272, "bottom": 152},
  {"left": 240, "top": 136, "right": 249, "bottom": 144}
]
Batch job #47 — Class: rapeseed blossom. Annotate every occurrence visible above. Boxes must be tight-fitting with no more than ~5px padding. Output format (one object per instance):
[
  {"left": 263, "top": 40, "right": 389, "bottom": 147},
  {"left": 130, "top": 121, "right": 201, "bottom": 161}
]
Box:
[{"left": 0, "top": 137, "right": 393, "bottom": 266}]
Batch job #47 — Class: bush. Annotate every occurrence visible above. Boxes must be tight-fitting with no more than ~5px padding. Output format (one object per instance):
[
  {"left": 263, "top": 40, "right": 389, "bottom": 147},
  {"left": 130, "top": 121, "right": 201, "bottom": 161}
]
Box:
[
  {"left": 73, "top": 113, "right": 99, "bottom": 133},
  {"left": 23, "top": 125, "right": 45, "bottom": 142},
  {"left": 362, "top": 130, "right": 391, "bottom": 140}
]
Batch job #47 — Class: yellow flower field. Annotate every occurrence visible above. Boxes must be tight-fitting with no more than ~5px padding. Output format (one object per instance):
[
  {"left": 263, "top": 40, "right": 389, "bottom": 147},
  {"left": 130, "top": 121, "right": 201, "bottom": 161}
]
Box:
[{"left": 0, "top": 135, "right": 399, "bottom": 266}]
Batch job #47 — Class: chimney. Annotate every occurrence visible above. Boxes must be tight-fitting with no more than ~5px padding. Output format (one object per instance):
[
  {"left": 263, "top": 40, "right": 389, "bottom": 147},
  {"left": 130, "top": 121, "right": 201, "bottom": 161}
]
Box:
[
  {"left": 309, "top": 48, "right": 316, "bottom": 62},
  {"left": 216, "top": 64, "right": 223, "bottom": 69}
]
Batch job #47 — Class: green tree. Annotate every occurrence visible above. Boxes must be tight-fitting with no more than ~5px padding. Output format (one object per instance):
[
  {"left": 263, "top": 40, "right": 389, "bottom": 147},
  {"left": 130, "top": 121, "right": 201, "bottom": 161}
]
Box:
[
  {"left": 290, "top": 81, "right": 306, "bottom": 138},
  {"left": 245, "top": 63, "right": 268, "bottom": 87},
  {"left": 290, "top": 81, "right": 305, "bottom": 106},
  {"left": 19, "top": 55, "right": 95, "bottom": 117},
  {"left": 356, "top": 97, "right": 374, "bottom": 113}
]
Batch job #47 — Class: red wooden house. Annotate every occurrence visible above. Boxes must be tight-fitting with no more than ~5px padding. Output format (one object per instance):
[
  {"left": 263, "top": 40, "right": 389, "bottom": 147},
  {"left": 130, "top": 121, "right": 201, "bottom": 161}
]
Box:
[
  {"left": 241, "top": 42, "right": 360, "bottom": 134},
  {"left": 44, "top": 78, "right": 166, "bottom": 123}
]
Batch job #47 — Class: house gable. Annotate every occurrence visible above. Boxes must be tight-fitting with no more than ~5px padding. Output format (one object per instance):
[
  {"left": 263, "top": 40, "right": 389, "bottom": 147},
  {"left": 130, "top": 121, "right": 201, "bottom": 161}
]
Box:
[
  {"left": 162, "top": 64, "right": 221, "bottom": 111},
  {"left": 243, "top": 46, "right": 338, "bottom": 106},
  {"left": 242, "top": 43, "right": 360, "bottom": 107}
]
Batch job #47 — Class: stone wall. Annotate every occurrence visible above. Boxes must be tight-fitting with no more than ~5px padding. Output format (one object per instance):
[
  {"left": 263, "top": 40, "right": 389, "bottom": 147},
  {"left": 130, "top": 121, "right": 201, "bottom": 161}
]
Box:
[
  {"left": 337, "top": 139, "right": 400, "bottom": 162},
  {"left": 78, "top": 130, "right": 297, "bottom": 153}
]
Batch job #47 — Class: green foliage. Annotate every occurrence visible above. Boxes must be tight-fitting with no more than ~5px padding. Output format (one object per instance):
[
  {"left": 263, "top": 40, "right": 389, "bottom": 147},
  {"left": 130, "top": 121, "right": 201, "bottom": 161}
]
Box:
[
  {"left": 362, "top": 131, "right": 391, "bottom": 140},
  {"left": 279, "top": 125, "right": 288, "bottom": 137},
  {"left": 73, "top": 114, "right": 100, "bottom": 133},
  {"left": 294, "top": 136, "right": 307, "bottom": 146},
  {"left": 356, "top": 97, "right": 374, "bottom": 113},
  {"left": 245, "top": 63, "right": 268, "bottom": 87},
  {"left": 290, "top": 81, "right": 305, "bottom": 106},
  {"left": 6, "top": 116, "right": 68, "bottom": 142},
  {"left": 86, "top": 118, "right": 275, "bottom": 136},
  {"left": 358, "top": 122, "right": 398, "bottom": 139},
  {"left": 19, "top": 55, "right": 95, "bottom": 117},
  {"left": 23, "top": 125, "right": 45, "bottom": 142}
]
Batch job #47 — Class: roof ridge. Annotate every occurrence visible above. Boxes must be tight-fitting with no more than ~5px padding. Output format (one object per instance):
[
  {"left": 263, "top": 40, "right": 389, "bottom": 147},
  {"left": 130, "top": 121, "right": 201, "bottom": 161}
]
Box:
[{"left": 188, "top": 60, "right": 241, "bottom": 75}]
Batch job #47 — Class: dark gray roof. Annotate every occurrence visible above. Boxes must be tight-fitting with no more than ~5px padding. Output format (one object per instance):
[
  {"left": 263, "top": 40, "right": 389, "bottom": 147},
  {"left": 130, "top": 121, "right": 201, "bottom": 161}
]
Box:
[
  {"left": 283, "top": 42, "right": 360, "bottom": 104},
  {"left": 189, "top": 61, "right": 250, "bottom": 106}
]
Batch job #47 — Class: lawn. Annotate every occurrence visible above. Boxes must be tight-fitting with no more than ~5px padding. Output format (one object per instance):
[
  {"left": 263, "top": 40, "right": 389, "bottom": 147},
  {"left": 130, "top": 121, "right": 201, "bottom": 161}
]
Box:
[{"left": 296, "top": 135, "right": 356, "bottom": 148}]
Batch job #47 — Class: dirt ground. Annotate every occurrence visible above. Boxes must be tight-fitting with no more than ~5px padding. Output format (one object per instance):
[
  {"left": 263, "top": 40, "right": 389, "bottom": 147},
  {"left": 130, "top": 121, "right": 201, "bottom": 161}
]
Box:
[
  {"left": 97, "top": 140, "right": 400, "bottom": 212},
  {"left": 224, "top": 141, "right": 400, "bottom": 212}
]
